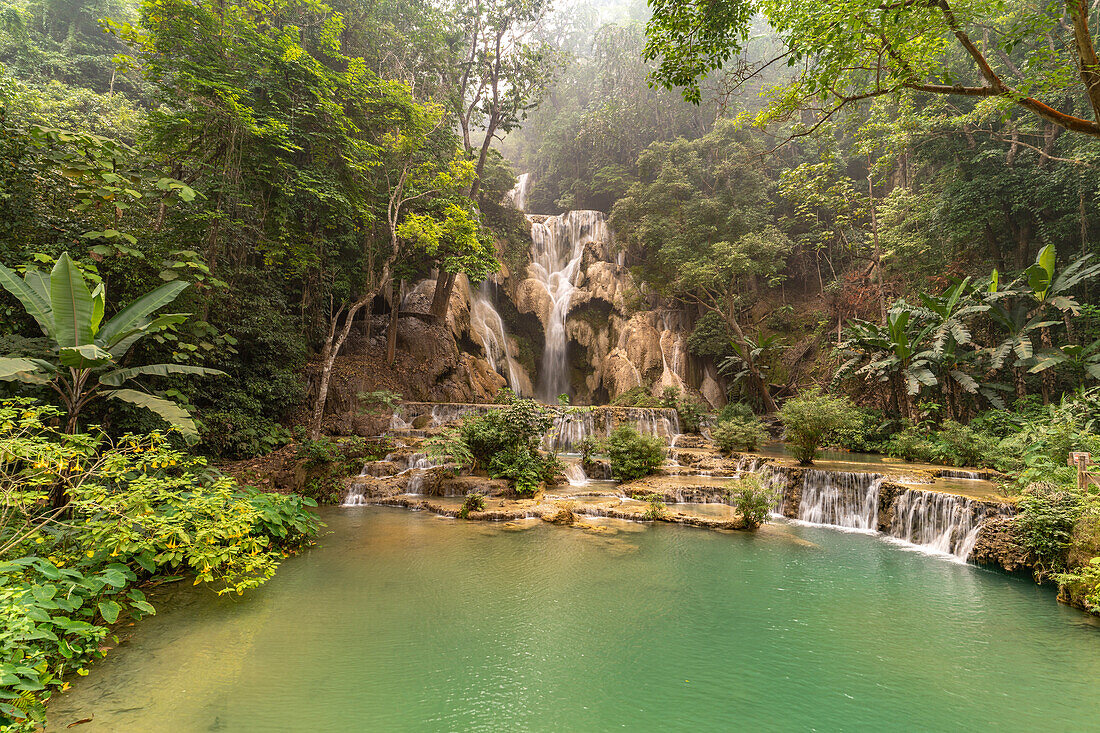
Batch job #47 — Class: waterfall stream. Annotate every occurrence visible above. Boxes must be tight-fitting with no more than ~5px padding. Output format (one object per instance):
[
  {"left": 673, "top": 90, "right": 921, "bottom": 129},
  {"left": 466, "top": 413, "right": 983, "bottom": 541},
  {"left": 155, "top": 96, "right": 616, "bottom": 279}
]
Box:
[
  {"left": 529, "top": 211, "right": 609, "bottom": 401},
  {"left": 887, "top": 489, "right": 986, "bottom": 559},
  {"left": 798, "top": 470, "right": 884, "bottom": 531},
  {"left": 470, "top": 282, "right": 524, "bottom": 395}
]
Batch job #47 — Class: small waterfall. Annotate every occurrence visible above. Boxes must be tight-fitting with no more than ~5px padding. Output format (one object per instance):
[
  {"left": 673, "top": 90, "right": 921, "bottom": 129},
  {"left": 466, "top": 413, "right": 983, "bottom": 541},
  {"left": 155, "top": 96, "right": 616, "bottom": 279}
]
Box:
[
  {"left": 549, "top": 410, "right": 597, "bottom": 452},
  {"left": 562, "top": 461, "right": 588, "bottom": 487},
  {"left": 940, "top": 469, "right": 981, "bottom": 480},
  {"left": 887, "top": 489, "right": 985, "bottom": 559},
  {"left": 529, "top": 211, "right": 609, "bottom": 400},
  {"left": 798, "top": 470, "right": 883, "bottom": 531},
  {"left": 506, "top": 172, "right": 531, "bottom": 211},
  {"left": 470, "top": 282, "right": 524, "bottom": 395}
]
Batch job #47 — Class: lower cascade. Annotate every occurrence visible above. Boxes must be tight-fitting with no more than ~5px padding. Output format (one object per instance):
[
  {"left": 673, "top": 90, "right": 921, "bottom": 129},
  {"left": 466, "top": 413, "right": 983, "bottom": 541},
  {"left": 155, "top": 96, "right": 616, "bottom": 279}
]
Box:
[
  {"left": 887, "top": 489, "right": 985, "bottom": 559},
  {"left": 798, "top": 470, "right": 883, "bottom": 531}
]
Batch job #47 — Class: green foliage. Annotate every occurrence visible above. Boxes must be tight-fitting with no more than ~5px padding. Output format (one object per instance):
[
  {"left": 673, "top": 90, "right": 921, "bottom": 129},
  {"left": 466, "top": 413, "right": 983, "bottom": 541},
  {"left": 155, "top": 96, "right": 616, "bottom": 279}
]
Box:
[
  {"left": 675, "top": 398, "right": 708, "bottom": 435},
  {"left": 713, "top": 415, "right": 767, "bottom": 453},
  {"left": 610, "top": 386, "right": 659, "bottom": 408},
  {"left": 641, "top": 493, "right": 667, "bottom": 521},
  {"left": 726, "top": 474, "right": 773, "bottom": 529},
  {"left": 0, "top": 399, "right": 319, "bottom": 727},
  {"left": 607, "top": 425, "right": 665, "bottom": 482},
  {"left": 457, "top": 399, "right": 555, "bottom": 496},
  {"left": 457, "top": 492, "right": 486, "bottom": 519},
  {"left": 717, "top": 402, "right": 755, "bottom": 422},
  {"left": 778, "top": 389, "right": 861, "bottom": 464},
  {"left": 0, "top": 252, "right": 225, "bottom": 441},
  {"left": 424, "top": 428, "right": 474, "bottom": 470},
  {"left": 659, "top": 386, "right": 681, "bottom": 408},
  {"left": 1015, "top": 484, "right": 1085, "bottom": 577}
]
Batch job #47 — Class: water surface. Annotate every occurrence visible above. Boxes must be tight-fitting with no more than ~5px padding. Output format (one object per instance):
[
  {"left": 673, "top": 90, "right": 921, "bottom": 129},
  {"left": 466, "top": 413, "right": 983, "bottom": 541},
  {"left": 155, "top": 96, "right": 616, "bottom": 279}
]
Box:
[{"left": 52, "top": 507, "right": 1100, "bottom": 731}]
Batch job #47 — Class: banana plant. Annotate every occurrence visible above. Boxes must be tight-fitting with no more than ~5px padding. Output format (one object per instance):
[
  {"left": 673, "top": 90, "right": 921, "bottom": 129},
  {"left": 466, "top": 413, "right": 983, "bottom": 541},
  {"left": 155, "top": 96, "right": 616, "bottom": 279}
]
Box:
[
  {"left": 1030, "top": 340, "right": 1100, "bottom": 390},
  {"left": 0, "top": 253, "right": 225, "bottom": 438}
]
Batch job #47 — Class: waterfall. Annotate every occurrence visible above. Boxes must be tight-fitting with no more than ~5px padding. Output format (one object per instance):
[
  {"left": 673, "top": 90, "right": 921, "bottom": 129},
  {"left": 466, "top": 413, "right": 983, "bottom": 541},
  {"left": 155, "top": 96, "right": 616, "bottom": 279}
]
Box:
[
  {"left": 506, "top": 173, "right": 531, "bottom": 211},
  {"left": 940, "top": 469, "right": 981, "bottom": 480},
  {"left": 529, "top": 211, "right": 609, "bottom": 401},
  {"left": 798, "top": 470, "right": 883, "bottom": 531},
  {"left": 562, "top": 460, "right": 589, "bottom": 487},
  {"left": 470, "top": 282, "right": 524, "bottom": 395},
  {"left": 887, "top": 489, "right": 985, "bottom": 559}
]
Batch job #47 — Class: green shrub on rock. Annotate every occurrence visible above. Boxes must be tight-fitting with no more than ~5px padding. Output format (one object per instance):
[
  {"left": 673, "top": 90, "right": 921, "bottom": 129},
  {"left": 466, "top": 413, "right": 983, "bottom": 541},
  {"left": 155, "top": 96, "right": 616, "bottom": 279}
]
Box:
[
  {"left": 778, "top": 389, "right": 860, "bottom": 465},
  {"left": 713, "top": 415, "right": 767, "bottom": 453},
  {"left": 458, "top": 492, "right": 486, "bottom": 519},
  {"left": 726, "top": 474, "right": 774, "bottom": 529},
  {"left": 607, "top": 426, "right": 665, "bottom": 481}
]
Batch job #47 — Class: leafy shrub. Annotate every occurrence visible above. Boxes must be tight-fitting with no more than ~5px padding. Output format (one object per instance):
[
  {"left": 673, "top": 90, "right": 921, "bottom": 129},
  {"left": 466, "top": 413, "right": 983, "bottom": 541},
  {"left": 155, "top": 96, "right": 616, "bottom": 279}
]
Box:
[
  {"left": 727, "top": 474, "right": 774, "bottom": 529},
  {"left": 458, "top": 492, "right": 486, "bottom": 519},
  {"left": 611, "top": 386, "right": 659, "bottom": 407},
  {"left": 641, "top": 493, "right": 667, "bottom": 520},
  {"left": 713, "top": 415, "right": 767, "bottom": 453},
  {"left": 931, "top": 420, "right": 999, "bottom": 467},
  {"left": 0, "top": 399, "right": 320, "bottom": 729},
  {"left": 828, "top": 408, "right": 893, "bottom": 453},
  {"left": 199, "top": 408, "right": 291, "bottom": 459},
  {"left": 1015, "top": 483, "right": 1085, "bottom": 576},
  {"left": 778, "top": 389, "right": 861, "bottom": 464},
  {"left": 295, "top": 436, "right": 389, "bottom": 504},
  {"left": 675, "top": 397, "right": 709, "bottom": 434},
  {"left": 882, "top": 423, "right": 936, "bottom": 463},
  {"left": 717, "top": 402, "right": 755, "bottom": 423},
  {"left": 607, "top": 426, "right": 665, "bottom": 481},
  {"left": 1055, "top": 557, "right": 1100, "bottom": 613},
  {"left": 425, "top": 427, "right": 475, "bottom": 469},
  {"left": 457, "top": 399, "right": 556, "bottom": 496},
  {"left": 660, "top": 386, "right": 681, "bottom": 407}
]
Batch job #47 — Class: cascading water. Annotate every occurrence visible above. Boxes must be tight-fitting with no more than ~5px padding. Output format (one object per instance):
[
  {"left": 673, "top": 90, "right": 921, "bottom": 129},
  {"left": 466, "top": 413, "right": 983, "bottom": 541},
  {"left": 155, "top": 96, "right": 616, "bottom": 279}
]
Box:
[
  {"left": 939, "top": 469, "right": 981, "bottom": 480},
  {"left": 798, "top": 470, "right": 883, "bottom": 531},
  {"left": 470, "top": 282, "right": 524, "bottom": 395},
  {"left": 529, "top": 211, "right": 609, "bottom": 401},
  {"left": 506, "top": 173, "right": 531, "bottom": 211},
  {"left": 887, "top": 489, "right": 986, "bottom": 559}
]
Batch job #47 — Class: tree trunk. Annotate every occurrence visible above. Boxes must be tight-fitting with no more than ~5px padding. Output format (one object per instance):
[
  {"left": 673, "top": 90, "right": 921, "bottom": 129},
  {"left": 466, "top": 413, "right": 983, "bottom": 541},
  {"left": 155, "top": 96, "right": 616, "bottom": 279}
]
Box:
[
  {"left": 308, "top": 296, "right": 373, "bottom": 441},
  {"left": 430, "top": 271, "right": 458, "bottom": 318},
  {"left": 1039, "top": 325, "right": 1054, "bottom": 404},
  {"left": 386, "top": 279, "right": 400, "bottom": 364}
]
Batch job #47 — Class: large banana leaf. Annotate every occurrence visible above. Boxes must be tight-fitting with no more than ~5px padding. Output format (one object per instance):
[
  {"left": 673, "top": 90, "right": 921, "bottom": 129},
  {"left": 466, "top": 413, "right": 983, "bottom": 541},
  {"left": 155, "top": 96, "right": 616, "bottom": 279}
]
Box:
[
  {"left": 99, "top": 363, "right": 227, "bottom": 387},
  {"left": 0, "top": 357, "right": 44, "bottom": 380},
  {"left": 90, "top": 282, "right": 105, "bottom": 335},
  {"left": 106, "top": 388, "right": 197, "bottom": 442},
  {"left": 0, "top": 263, "right": 54, "bottom": 337},
  {"left": 97, "top": 281, "right": 188, "bottom": 348},
  {"left": 59, "top": 344, "right": 114, "bottom": 369},
  {"left": 50, "top": 253, "right": 94, "bottom": 347},
  {"left": 103, "top": 313, "right": 190, "bottom": 359}
]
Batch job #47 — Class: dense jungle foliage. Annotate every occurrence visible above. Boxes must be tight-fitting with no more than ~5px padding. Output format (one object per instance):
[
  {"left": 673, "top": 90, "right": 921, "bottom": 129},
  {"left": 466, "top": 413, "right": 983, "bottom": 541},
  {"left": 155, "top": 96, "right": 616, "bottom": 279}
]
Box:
[{"left": 3, "top": 0, "right": 1100, "bottom": 719}]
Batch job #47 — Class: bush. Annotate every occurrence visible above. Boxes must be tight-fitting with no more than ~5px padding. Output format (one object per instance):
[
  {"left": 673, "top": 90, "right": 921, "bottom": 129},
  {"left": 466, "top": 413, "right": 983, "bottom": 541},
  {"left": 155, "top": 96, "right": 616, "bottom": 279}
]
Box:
[
  {"left": 778, "top": 389, "right": 861, "bottom": 464},
  {"left": 713, "top": 415, "right": 768, "bottom": 453},
  {"left": 641, "top": 493, "right": 667, "bottom": 520},
  {"left": 660, "top": 386, "right": 681, "bottom": 408},
  {"left": 882, "top": 423, "right": 937, "bottom": 463},
  {"left": 1015, "top": 483, "right": 1085, "bottom": 577},
  {"left": 607, "top": 425, "right": 665, "bottom": 481},
  {"left": 675, "top": 397, "right": 709, "bottom": 434},
  {"left": 611, "top": 386, "right": 659, "bottom": 407},
  {"left": 727, "top": 474, "right": 774, "bottom": 529},
  {"left": 717, "top": 402, "right": 755, "bottom": 423},
  {"left": 458, "top": 492, "right": 486, "bottom": 519},
  {"left": 456, "top": 398, "right": 556, "bottom": 496},
  {"left": 0, "top": 399, "right": 320, "bottom": 729},
  {"left": 828, "top": 408, "right": 892, "bottom": 453}
]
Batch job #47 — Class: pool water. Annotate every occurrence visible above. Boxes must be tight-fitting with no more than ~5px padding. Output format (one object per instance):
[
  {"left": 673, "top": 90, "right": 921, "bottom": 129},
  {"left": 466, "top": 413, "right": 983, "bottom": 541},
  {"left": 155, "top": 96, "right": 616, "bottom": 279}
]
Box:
[{"left": 51, "top": 507, "right": 1100, "bottom": 731}]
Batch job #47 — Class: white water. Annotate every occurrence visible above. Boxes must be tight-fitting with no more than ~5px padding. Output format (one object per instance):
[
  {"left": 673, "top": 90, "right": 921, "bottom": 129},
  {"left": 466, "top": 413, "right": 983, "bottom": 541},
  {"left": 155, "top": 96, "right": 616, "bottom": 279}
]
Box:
[
  {"left": 887, "top": 489, "right": 985, "bottom": 559},
  {"left": 506, "top": 172, "right": 531, "bottom": 211},
  {"left": 940, "top": 469, "right": 981, "bottom": 480},
  {"left": 797, "top": 470, "right": 884, "bottom": 532},
  {"left": 470, "top": 282, "right": 524, "bottom": 395},
  {"left": 529, "top": 211, "right": 609, "bottom": 401}
]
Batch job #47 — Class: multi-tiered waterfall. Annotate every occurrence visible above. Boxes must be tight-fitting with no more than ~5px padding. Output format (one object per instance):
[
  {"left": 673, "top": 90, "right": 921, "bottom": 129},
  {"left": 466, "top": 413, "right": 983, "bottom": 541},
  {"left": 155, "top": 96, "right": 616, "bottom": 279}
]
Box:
[{"left": 528, "top": 211, "right": 608, "bottom": 400}]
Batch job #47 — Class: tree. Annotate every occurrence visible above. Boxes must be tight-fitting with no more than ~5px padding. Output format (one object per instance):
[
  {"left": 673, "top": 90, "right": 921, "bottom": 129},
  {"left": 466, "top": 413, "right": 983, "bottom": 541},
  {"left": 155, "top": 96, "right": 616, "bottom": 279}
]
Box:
[
  {"left": 610, "top": 121, "right": 791, "bottom": 412},
  {"left": 778, "top": 388, "right": 860, "bottom": 464},
  {"left": 645, "top": 0, "right": 1100, "bottom": 140},
  {"left": 0, "top": 253, "right": 224, "bottom": 439},
  {"left": 446, "top": 0, "right": 561, "bottom": 198}
]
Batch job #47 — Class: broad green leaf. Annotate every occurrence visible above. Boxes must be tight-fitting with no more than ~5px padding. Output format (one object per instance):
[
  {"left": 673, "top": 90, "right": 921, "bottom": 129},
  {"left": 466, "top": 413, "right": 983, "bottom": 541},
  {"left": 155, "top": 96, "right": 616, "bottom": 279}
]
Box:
[
  {"left": 90, "top": 282, "right": 105, "bottom": 334},
  {"left": 59, "top": 344, "right": 113, "bottom": 369},
  {"left": 106, "top": 389, "right": 197, "bottom": 441},
  {"left": 0, "top": 358, "right": 44, "bottom": 380},
  {"left": 50, "top": 253, "right": 94, "bottom": 347},
  {"left": 97, "top": 281, "right": 188, "bottom": 348},
  {"left": 0, "top": 262, "right": 53, "bottom": 337},
  {"left": 97, "top": 600, "right": 120, "bottom": 624},
  {"left": 99, "top": 363, "right": 226, "bottom": 387}
]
